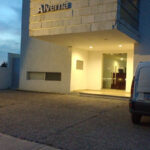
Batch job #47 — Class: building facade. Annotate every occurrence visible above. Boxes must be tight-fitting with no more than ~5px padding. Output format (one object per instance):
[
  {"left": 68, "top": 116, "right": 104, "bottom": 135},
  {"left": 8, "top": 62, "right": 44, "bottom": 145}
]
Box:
[{"left": 20, "top": 0, "right": 150, "bottom": 94}]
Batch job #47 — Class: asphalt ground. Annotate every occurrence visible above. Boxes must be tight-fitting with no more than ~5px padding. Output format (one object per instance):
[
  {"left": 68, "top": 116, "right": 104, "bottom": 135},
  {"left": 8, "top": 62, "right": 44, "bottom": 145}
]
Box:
[{"left": 0, "top": 90, "right": 150, "bottom": 150}]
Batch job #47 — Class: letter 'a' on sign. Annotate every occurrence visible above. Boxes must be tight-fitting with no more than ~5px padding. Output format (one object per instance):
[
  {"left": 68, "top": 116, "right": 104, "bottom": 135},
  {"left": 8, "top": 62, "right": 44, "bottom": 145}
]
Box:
[
  {"left": 38, "top": 1, "right": 72, "bottom": 14},
  {"left": 68, "top": 2, "right": 72, "bottom": 8}
]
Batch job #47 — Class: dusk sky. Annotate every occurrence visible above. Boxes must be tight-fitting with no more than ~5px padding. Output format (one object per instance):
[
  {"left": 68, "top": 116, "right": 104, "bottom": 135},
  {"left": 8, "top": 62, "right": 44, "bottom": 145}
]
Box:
[{"left": 0, "top": 0, "right": 22, "bottom": 64}]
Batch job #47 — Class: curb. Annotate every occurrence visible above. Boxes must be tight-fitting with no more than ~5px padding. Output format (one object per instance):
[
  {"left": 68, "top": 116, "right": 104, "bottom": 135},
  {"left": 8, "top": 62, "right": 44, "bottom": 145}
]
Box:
[{"left": 0, "top": 133, "right": 59, "bottom": 150}]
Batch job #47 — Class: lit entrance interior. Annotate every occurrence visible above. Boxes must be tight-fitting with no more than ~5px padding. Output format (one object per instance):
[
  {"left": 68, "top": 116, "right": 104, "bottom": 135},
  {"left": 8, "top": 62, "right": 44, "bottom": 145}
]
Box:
[
  {"left": 103, "top": 53, "right": 127, "bottom": 90},
  {"left": 36, "top": 29, "right": 134, "bottom": 97}
]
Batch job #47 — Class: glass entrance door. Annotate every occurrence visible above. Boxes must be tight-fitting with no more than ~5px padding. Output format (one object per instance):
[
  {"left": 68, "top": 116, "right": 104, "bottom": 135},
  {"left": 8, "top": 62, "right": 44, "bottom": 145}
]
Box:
[{"left": 103, "top": 53, "right": 127, "bottom": 90}]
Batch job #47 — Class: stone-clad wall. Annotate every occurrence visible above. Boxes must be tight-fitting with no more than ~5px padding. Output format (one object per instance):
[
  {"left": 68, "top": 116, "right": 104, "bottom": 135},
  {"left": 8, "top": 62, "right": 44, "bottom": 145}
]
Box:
[{"left": 30, "top": 0, "right": 117, "bottom": 36}]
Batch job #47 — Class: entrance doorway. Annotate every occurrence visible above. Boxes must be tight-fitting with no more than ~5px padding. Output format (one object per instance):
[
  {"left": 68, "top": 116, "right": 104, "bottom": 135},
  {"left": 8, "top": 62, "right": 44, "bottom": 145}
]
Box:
[{"left": 103, "top": 53, "right": 127, "bottom": 90}]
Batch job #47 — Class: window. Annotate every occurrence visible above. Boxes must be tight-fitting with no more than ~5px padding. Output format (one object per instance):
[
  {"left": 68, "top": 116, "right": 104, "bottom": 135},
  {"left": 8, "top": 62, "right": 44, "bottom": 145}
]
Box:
[
  {"left": 138, "top": 67, "right": 150, "bottom": 93},
  {"left": 45, "top": 72, "right": 61, "bottom": 81},
  {"left": 27, "top": 72, "right": 62, "bottom": 81},
  {"left": 120, "top": 0, "right": 139, "bottom": 30},
  {"left": 131, "top": 0, "right": 139, "bottom": 7},
  {"left": 27, "top": 72, "right": 45, "bottom": 80},
  {"left": 76, "top": 60, "right": 84, "bottom": 70}
]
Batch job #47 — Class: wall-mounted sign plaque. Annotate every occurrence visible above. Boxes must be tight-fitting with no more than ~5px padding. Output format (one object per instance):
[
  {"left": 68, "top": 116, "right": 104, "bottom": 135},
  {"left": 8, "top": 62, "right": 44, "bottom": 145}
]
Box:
[{"left": 38, "top": 1, "right": 72, "bottom": 14}]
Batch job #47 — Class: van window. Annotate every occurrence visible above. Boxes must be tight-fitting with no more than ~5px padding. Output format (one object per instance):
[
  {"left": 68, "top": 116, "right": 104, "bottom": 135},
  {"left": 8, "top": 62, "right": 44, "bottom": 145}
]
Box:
[{"left": 137, "top": 67, "right": 150, "bottom": 93}]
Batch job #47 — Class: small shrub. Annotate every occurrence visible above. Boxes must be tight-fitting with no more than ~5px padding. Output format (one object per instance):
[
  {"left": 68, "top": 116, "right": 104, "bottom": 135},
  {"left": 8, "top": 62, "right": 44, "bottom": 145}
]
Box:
[{"left": 0, "top": 62, "right": 8, "bottom": 68}]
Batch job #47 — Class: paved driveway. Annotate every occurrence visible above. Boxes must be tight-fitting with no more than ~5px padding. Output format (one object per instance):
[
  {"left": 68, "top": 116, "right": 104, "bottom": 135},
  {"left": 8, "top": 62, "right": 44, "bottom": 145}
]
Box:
[{"left": 0, "top": 90, "right": 150, "bottom": 150}]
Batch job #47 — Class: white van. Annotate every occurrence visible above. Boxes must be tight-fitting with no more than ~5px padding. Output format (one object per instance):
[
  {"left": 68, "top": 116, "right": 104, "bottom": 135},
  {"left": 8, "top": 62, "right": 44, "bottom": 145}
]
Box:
[{"left": 129, "top": 62, "right": 150, "bottom": 124}]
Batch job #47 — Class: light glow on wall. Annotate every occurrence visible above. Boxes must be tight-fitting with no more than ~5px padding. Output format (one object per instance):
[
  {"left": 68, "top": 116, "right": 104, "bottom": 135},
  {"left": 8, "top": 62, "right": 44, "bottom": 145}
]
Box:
[{"left": 89, "top": 46, "right": 93, "bottom": 49}]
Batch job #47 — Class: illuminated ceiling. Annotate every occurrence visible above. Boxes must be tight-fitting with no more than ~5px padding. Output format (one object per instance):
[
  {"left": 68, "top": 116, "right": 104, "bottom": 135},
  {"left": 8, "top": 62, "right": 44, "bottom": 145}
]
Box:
[{"left": 34, "top": 29, "right": 137, "bottom": 51}]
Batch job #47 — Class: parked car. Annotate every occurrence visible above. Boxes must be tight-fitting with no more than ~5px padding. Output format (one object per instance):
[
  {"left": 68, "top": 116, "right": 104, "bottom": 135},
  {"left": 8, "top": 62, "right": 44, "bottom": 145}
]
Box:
[{"left": 129, "top": 62, "right": 150, "bottom": 124}]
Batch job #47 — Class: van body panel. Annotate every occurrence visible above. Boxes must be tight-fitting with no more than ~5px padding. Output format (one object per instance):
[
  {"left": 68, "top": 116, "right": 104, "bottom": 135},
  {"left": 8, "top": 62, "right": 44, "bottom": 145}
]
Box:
[
  {"left": 130, "top": 62, "right": 150, "bottom": 117},
  {"left": 130, "top": 101, "right": 150, "bottom": 115}
]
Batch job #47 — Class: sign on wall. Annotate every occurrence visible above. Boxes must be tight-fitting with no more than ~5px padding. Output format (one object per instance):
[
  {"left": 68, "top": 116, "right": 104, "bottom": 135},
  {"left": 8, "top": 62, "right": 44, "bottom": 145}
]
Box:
[{"left": 38, "top": 1, "right": 72, "bottom": 14}]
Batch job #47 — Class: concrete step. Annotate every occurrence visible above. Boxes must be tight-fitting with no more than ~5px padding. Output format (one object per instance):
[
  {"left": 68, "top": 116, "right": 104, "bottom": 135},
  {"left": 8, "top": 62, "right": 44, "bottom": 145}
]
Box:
[{"left": 79, "top": 92, "right": 130, "bottom": 100}]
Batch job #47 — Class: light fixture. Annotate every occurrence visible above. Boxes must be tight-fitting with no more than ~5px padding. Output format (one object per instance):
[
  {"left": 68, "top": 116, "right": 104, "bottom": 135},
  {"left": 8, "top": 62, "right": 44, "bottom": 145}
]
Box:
[
  {"left": 120, "top": 58, "right": 124, "bottom": 61},
  {"left": 118, "top": 44, "right": 123, "bottom": 48},
  {"left": 89, "top": 46, "right": 93, "bottom": 49}
]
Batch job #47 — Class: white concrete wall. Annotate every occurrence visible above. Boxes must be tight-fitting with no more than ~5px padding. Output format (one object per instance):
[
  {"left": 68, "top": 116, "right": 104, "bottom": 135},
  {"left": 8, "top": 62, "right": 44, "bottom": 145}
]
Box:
[
  {"left": 126, "top": 50, "right": 134, "bottom": 92},
  {"left": 0, "top": 68, "right": 10, "bottom": 89},
  {"left": 30, "top": 0, "right": 117, "bottom": 36},
  {"left": 87, "top": 51, "right": 102, "bottom": 90},
  {"left": 20, "top": 38, "right": 72, "bottom": 93},
  {"left": 71, "top": 49, "right": 102, "bottom": 91},
  {"left": 20, "top": 0, "right": 72, "bottom": 93},
  {"left": 71, "top": 49, "right": 88, "bottom": 91}
]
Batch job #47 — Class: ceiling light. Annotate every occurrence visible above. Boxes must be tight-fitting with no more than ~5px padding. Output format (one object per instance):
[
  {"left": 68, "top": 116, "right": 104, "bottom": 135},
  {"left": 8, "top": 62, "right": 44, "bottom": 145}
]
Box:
[
  {"left": 119, "top": 45, "right": 122, "bottom": 48},
  {"left": 89, "top": 46, "right": 93, "bottom": 49},
  {"left": 104, "top": 38, "right": 108, "bottom": 41},
  {"left": 120, "top": 58, "right": 124, "bottom": 61}
]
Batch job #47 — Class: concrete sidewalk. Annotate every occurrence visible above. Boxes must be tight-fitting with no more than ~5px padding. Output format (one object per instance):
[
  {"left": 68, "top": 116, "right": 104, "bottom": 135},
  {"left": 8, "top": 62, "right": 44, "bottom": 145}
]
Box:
[{"left": 0, "top": 133, "right": 59, "bottom": 150}]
